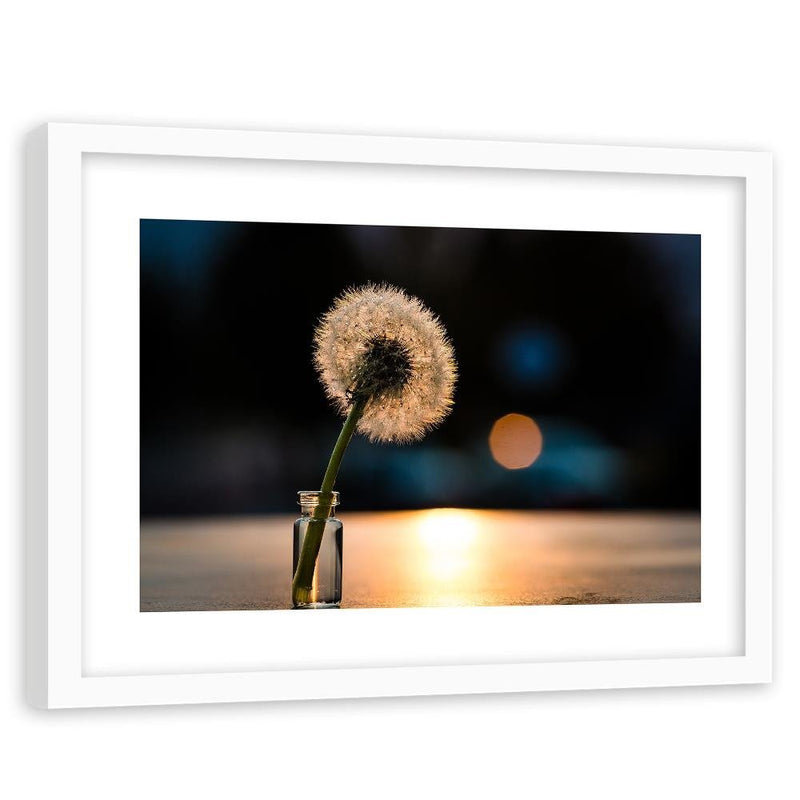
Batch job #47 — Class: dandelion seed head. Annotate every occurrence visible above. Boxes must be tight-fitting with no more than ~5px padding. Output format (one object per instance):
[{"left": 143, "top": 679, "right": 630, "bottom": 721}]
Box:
[{"left": 313, "top": 283, "right": 457, "bottom": 443}]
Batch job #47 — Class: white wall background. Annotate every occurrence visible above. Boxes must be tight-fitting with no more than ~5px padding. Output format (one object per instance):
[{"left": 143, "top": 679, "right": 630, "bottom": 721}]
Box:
[{"left": 2, "top": 2, "right": 795, "bottom": 798}]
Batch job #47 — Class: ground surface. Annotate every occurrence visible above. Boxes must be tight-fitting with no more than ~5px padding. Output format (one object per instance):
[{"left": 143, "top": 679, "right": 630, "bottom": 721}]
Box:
[{"left": 141, "top": 510, "right": 700, "bottom": 611}]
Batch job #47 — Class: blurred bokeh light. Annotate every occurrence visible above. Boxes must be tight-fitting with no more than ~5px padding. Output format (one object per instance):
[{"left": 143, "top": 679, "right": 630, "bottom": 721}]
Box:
[
  {"left": 489, "top": 413, "right": 544, "bottom": 469},
  {"left": 495, "top": 324, "right": 569, "bottom": 390}
]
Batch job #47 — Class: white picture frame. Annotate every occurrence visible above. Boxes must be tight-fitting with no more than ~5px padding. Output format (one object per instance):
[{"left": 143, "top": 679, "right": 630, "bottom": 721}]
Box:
[{"left": 25, "top": 123, "right": 772, "bottom": 708}]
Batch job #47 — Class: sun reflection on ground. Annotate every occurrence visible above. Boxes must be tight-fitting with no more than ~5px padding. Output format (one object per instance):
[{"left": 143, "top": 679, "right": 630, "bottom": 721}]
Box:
[{"left": 416, "top": 509, "right": 479, "bottom": 580}]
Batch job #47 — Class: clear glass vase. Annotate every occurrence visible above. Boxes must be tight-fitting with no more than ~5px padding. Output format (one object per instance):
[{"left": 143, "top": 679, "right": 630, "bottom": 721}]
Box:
[{"left": 292, "top": 491, "right": 343, "bottom": 609}]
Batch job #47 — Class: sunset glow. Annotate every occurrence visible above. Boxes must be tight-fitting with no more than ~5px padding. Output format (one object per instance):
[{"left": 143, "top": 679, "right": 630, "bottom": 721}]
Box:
[{"left": 416, "top": 509, "right": 479, "bottom": 580}]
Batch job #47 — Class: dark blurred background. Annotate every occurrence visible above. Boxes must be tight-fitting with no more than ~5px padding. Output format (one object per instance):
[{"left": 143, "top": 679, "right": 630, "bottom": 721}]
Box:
[{"left": 140, "top": 220, "right": 700, "bottom": 516}]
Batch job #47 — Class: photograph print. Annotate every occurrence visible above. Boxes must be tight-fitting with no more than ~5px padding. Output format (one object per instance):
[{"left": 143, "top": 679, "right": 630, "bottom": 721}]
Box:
[{"left": 140, "top": 219, "right": 701, "bottom": 612}]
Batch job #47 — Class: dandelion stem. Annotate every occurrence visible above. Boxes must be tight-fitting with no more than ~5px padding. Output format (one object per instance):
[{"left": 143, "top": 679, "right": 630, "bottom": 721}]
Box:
[{"left": 292, "top": 396, "right": 367, "bottom": 605}]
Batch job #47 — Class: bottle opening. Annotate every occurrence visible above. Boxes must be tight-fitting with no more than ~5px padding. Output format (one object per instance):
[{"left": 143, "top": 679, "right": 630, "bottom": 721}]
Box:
[{"left": 297, "top": 490, "right": 340, "bottom": 511}]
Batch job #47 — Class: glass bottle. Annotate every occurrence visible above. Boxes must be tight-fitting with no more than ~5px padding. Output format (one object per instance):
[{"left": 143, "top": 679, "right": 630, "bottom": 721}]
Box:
[{"left": 292, "top": 491, "right": 343, "bottom": 608}]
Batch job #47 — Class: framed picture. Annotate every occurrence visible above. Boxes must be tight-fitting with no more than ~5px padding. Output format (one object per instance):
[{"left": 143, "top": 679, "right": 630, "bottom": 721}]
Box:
[{"left": 26, "top": 124, "right": 772, "bottom": 708}]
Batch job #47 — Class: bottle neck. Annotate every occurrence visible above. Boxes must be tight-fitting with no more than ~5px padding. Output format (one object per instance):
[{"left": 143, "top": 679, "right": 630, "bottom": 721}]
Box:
[
  {"left": 300, "top": 505, "right": 338, "bottom": 518},
  {"left": 298, "top": 490, "right": 339, "bottom": 517}
]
